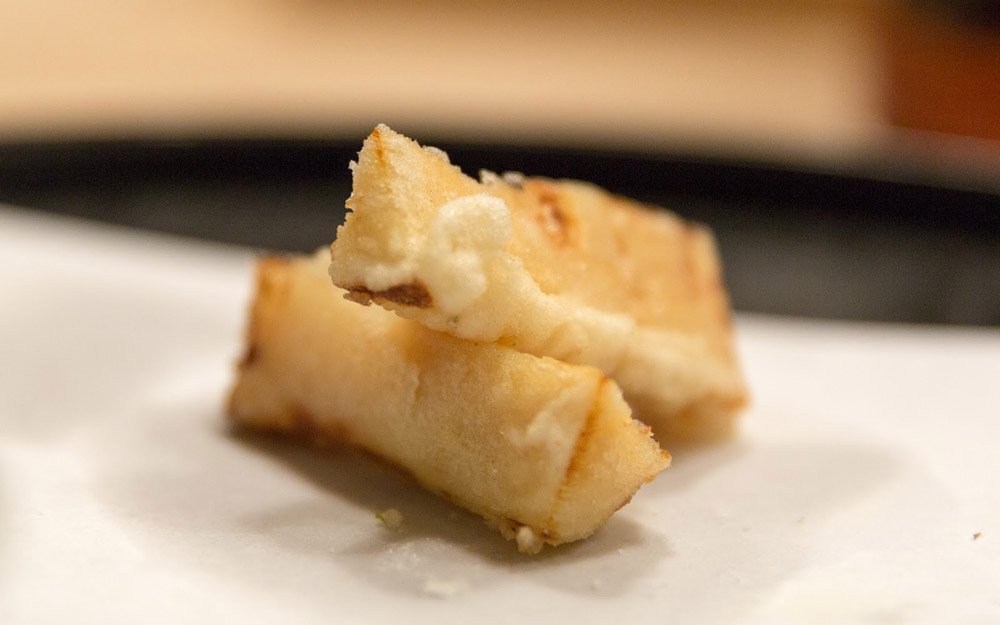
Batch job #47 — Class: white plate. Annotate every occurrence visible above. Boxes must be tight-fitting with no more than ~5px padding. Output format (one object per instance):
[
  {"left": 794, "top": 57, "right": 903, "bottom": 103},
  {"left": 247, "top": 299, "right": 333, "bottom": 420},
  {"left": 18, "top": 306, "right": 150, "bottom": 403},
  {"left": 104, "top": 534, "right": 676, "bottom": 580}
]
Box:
[{"left": 2, "top": 206, "right": 998, "bottom": 624}]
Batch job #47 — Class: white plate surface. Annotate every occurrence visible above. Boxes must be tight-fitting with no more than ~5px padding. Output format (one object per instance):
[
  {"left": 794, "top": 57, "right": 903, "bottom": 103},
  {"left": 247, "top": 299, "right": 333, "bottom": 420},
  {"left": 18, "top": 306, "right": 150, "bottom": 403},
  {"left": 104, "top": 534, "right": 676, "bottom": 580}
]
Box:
[{"left": 2, "top": 206, "right": 998, "bottom": 624}]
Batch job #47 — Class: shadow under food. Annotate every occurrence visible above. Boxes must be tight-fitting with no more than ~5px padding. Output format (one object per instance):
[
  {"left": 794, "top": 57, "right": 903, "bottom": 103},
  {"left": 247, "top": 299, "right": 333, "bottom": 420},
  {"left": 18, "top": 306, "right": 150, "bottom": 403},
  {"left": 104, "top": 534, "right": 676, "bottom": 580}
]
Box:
[{"left": 229, "top": 430, "right": 671, "bottom": 598}]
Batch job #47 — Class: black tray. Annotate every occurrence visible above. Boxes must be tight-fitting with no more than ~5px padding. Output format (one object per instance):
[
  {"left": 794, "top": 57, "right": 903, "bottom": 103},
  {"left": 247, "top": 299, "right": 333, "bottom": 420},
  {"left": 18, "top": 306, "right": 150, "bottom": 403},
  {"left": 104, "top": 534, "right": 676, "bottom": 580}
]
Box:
[{"left": 1, "top": 137, "right": 997, "bottom": 325}]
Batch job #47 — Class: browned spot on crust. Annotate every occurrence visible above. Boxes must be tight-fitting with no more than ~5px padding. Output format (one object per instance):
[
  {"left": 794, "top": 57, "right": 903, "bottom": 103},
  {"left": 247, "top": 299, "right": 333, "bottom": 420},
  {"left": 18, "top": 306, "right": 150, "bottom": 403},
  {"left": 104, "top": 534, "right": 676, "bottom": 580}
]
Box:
[
  {"left": 343, "top": 290, "right": 374, "bottom": 306},
  {"left": 259, "top": 255, "right": 292, "bottom": 273},
  {"left": 227, "top": 255, "right": 294, "bottom": 417},
  {"left": 532, "top": 185, "right": 574, "bottom": 246},
  {"left": 371, "top": 126, "right": 386, "bottom": 165},
  {"left": 238, "top": 343, "right": 259, "bottom": 368},
  {"left": 255, "top": 255, "right": 292, "bottom": 301},
  {"left": 261, "top": 254, "right": 292, "bottom": 265},
  {"left": 611, "top": 493, "right": 637, "bottom": 514},
  {"left": 679, "top": 222, "right": 700, "bottom": 300},
  {"left": 347, "top": 281, "right": 433, "bottom": 308},
  {"left": 545, "top": 383, "right": 600, "bottom": 529},
  {"left": 289, "top": 405, "right": 351, "bottom": 448},
  {"left": 563, "top": 392, "right": 607, "bottom": 484}
]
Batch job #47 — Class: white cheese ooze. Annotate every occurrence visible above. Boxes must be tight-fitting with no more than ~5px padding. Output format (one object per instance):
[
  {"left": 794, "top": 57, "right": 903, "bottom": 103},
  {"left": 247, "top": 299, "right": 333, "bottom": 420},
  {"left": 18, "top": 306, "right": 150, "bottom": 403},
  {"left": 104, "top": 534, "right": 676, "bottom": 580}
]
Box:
[{"left": 414, "top": 194, "right": 511, "bottom": 316}]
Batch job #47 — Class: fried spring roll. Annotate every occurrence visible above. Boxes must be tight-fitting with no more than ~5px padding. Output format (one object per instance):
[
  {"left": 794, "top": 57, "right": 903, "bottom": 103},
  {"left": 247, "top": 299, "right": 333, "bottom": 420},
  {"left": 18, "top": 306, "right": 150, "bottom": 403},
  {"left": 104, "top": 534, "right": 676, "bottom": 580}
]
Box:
[
  {"left": 228, "top": 252, "right": 669, "bottom": 553},
  {"left": 329, "top": 125, "right": 747, "bottom": 442}
]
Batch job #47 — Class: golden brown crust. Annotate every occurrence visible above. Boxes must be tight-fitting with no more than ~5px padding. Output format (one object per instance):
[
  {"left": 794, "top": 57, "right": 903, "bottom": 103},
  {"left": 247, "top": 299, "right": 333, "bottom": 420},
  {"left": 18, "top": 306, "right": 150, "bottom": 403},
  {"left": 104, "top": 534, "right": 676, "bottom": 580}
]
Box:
[
  {"left": 228, "top": 252, "right": 669, "bottom": 552},
  {"left": 329, "top": 126, "right": 747, "bottom": 444}
]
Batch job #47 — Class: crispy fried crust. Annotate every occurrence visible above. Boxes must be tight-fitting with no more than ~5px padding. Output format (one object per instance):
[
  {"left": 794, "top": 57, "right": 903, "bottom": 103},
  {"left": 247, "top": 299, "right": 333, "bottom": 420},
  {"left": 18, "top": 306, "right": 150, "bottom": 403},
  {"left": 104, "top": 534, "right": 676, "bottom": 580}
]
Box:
[
  {"left": 329, "top": 125, "right": 747, "bottom": 443},
  {"left": 228, "top": 251, "right": 669, "bottom": 552}
]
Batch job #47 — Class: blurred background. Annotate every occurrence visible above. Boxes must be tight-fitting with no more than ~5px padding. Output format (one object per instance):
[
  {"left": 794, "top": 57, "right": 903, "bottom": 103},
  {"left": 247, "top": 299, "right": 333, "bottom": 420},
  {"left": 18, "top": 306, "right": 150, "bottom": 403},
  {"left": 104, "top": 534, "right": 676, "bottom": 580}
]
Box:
[{"left": 1, "top": 0, "right": 997, "bottom": 324}]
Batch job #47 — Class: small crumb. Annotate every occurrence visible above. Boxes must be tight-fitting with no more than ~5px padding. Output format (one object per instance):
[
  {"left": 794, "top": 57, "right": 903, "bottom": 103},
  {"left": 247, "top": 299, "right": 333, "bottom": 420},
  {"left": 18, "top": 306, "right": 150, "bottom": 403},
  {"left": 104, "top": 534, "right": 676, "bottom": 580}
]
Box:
[
  {"left": 376, "top": 508, "right": 403, "bottom": 529},
  {"left": 479, "top": 169, "right": 500, "bottom": 184},
  {"left": 501, "top": 171, "right": 526, "bottom": 188},
  {"left": 422, "top": 577, "right": 467, "bottom": 599},
  {"left": 973, "top": 532, "right": 983, "bottom": 541},
  {"left": 797, "top": 517, "right": 806, "bottom": 524},
  {"left": 516, "top": 525, "right": 543, "bottom": 554}
]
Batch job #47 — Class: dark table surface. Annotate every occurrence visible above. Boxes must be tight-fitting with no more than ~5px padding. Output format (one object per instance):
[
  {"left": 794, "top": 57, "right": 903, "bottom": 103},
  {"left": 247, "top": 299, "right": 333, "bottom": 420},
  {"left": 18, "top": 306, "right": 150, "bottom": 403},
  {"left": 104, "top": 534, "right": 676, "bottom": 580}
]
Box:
[{"left": 1, "top": 137, "right": 997, "bottom": 326}]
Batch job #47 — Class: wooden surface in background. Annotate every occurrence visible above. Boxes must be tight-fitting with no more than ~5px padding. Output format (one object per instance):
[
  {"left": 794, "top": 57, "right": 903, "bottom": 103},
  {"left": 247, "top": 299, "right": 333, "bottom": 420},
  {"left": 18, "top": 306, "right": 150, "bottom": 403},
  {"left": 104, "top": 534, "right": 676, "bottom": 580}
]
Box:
[{"left": 0, "top": 1, "right": 882, "bottom": 156}]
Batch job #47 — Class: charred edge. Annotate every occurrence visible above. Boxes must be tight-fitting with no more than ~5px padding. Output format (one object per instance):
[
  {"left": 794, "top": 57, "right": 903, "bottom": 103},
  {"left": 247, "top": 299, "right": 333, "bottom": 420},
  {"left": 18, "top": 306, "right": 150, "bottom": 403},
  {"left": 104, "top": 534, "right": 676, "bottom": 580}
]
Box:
[
  {"left": 347, "top": 281, "right": 433, "bottom": 308},
  {"left": 343, "top": 290, "right": 374, "bottom": 306}
]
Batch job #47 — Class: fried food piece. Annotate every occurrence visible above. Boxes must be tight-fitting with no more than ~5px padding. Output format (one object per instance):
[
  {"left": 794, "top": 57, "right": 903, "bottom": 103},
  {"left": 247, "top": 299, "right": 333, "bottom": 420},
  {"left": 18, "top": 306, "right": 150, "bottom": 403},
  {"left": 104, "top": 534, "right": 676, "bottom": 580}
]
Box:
[
  {"left": 329, "top": 125, "right": 747, "bottom": 442},
  {"left": 228, "top": 251, "right": 669, "bottom": 553}
]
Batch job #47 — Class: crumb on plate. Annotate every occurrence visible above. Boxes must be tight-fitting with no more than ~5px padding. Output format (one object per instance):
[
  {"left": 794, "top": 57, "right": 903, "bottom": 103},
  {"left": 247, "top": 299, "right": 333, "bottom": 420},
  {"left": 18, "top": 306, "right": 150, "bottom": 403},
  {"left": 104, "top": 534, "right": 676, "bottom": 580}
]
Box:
[{"left": 376, "top": 508, "right": 403, "bottom": 529}]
